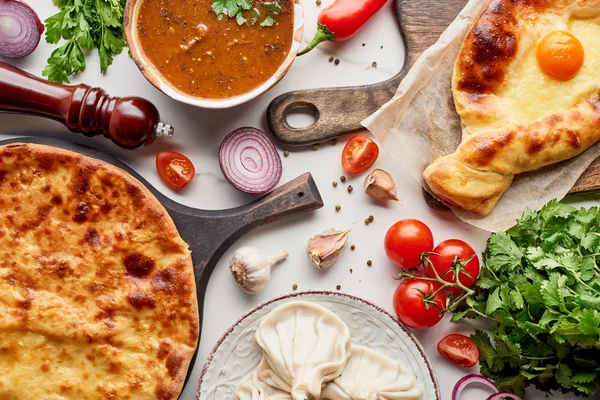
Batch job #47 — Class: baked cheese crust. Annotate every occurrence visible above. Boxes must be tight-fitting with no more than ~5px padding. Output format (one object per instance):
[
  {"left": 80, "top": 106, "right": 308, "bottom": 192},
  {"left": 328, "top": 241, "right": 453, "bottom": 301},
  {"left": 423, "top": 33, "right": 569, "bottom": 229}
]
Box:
[
  {"left": 0, "top": 144, "right": 199, "bottom": 400},
  {"left": 424, "top": 0, "right": 600, "bottom": 215}
]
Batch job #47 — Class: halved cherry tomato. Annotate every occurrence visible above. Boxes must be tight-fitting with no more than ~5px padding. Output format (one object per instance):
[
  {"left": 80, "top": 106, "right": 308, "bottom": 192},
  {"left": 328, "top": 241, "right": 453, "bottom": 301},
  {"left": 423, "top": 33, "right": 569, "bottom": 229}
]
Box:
[
  {"left": 426, "top": 239, "right": 480, "bottom": 295},
  {"left": 156, "top": 151, "right": 195, "bottom": 189},
  {"left": 385, "top": 219, "right": 434, "bottom": 269},
  {"left": 341, "top": 134, "right": 379, "bottom": 174},
  {"left": 393, "top": 279, "right": 446, "bottom": 329},
  {"left": 437, "top": 334, "right": 479, "bottom": 368}
]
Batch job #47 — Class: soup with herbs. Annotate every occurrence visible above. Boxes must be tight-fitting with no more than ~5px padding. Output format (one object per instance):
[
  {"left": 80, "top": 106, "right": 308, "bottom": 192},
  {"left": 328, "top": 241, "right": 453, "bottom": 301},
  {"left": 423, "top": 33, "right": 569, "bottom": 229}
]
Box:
[{"left": 137, "top": 0, "right": 294, "bottom": 99}]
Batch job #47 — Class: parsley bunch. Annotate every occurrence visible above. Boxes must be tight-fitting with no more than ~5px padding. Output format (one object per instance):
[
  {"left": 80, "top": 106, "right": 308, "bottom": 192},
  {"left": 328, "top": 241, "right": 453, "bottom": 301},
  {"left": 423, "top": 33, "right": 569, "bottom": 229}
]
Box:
[
  {"left": 43, "top": 0, "right": 127, "bottom": 83},
  {"left": 456, "top": 200, "right": 600, "bottom": 396}
]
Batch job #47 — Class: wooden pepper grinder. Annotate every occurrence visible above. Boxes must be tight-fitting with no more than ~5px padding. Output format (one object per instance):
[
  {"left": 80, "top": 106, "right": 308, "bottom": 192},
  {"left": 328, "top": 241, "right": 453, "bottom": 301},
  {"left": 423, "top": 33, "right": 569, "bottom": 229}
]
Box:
[{"left": 0, "top": 61, "right": 173, "bottom": 149}]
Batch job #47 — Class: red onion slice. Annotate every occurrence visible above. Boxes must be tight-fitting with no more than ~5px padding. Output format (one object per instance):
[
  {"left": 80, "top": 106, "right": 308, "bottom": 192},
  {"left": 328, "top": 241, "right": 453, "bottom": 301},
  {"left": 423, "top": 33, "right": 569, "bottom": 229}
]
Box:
[
  {"left": 219, "top": 127, "right": 283, "bottom": 194},
  {"left": 0, "top": 0, "right": 43, "bottom": 59},
  {"left": 453, "top": 374, "right": 500, "bottom": 400},
  {"left": 486, "top": 393, "right": 523, "bottom": 400}
]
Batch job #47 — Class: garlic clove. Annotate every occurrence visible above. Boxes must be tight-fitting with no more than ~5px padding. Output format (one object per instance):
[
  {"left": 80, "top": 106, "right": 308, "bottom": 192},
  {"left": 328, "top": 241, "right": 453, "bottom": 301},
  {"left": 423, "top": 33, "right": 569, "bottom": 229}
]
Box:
[
  {"left": 307, "top": 228, "right": 351, "bottom": 271},
  {"left": 364, "top": 169, "right": 401, "bottom": 202},
  {"left": 230, "top": 247, "right": 288, "bottom": 294}
]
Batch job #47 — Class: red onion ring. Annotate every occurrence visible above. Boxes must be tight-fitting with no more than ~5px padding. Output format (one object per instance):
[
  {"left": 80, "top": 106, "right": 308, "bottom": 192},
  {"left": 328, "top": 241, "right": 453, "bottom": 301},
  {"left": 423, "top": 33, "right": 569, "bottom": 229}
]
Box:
[
  {"left": 0, "top": 0, "right": 43, "bottom": 59},
  {"left": 219, "top": 127, "right": 283, "bottom": 194},
  {"left": 453, "top": 374, "right": 500, "bottom": 400},
  {"left": 486, "top": 393, "right": 523, "bottom": 400}
]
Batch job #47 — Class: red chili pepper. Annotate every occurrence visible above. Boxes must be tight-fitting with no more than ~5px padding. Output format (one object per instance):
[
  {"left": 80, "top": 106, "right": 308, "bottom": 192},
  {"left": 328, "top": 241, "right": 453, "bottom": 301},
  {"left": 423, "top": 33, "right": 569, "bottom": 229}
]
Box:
[{"left": 297, "top": 0, "right": 388, "bottom": 56}]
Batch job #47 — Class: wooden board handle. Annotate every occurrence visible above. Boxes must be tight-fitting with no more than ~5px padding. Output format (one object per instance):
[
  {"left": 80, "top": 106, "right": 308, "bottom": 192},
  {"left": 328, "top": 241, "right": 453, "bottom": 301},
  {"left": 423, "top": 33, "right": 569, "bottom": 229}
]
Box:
[
  {"left": 0, "top": 61, "right": 172, "bottom": 149},
  {"left": 231, "top": 172, "right": 324, "bottom": 226},
  {"left": 188, "top": 173, "right": 324, "bottom": 288},
  {"left": 267, "top": 77, "right": 400, "bottom": 146}
]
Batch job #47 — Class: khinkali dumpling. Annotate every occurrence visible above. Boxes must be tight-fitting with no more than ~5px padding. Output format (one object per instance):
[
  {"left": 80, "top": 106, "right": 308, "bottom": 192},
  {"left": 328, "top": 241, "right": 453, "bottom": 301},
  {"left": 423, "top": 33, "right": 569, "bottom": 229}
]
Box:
[
  {"left": 320, "top": 345, "right": 422, "bottom": 400},
  {"left": 235, "top": 365, "right": 292, "bottom": 400},
  {"left": 256, "top": 357, "right": 291, "bottom": 393},
  {"left": 255, "top": 301, "right": 351, "bottom": 400}
]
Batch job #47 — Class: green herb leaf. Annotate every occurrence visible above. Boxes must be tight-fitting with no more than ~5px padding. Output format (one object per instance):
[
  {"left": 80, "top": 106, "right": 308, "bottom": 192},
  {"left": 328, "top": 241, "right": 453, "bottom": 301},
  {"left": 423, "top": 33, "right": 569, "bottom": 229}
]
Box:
[
  {"left": 509, "top": 289, "right": 524, "bottom": 310},
  {"left": 450, "top": 310, "right": 469, "bottom": 322},
  {"left": 42, "top": 41, "right": 86, "bottom": 84},
  {"left": 572, "top": 371, "right": 597, "bottom": 384},
  {"left": 44, "top": 9, "right": 67, "bottom": 44},
  {"left": 582, "top": 233, "right": 600, "bottom": 253},
  {"left": 260, "top": 15, "right": 277, "bottom": 26},
  {"left": 542, "top": 273, "right": 568, "bottom": 312},
  {"left": 264, "top": 2, "right": 282, "bottom": 13},
  {"left": 484, "top": 232, "right": 523, "bottom": 273},
  {"left": 555, "top": 364, "right": 573, "bottom": 389},
  {"left": 486, "top": 287, "right": 503, "bottom": 314},
  {"left": 578, "top": 309, "right": 600, "bottom": 336},
  {"left": 471, "top": 331, "right": 499, "bottom": 370},
  {"left": 251, "top": 8, "right": 260, "bottom": 24},
  {"left": 236, "top": 12, "right": 247, "bottom": 25}
]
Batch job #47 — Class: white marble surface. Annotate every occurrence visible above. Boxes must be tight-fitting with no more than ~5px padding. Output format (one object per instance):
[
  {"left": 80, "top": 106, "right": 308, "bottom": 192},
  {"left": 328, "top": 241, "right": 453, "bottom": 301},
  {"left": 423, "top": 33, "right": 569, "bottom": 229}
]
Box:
[{"left": 1, "top": 2, "right": 597, "bottom": 400}]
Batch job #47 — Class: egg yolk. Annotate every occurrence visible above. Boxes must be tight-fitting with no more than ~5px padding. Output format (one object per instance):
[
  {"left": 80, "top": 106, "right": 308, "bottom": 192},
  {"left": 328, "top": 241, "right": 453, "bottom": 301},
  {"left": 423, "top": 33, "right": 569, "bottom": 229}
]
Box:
[{"left": 537, "top": 31, "right": 584, "bottom": 81}]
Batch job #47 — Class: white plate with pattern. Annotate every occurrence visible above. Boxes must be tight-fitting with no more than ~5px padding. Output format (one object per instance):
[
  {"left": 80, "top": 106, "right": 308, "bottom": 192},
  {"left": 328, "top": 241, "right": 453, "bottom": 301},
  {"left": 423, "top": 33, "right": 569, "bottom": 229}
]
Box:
[{"left": 196, "top": 290, "right": 440, "bottom": 400}]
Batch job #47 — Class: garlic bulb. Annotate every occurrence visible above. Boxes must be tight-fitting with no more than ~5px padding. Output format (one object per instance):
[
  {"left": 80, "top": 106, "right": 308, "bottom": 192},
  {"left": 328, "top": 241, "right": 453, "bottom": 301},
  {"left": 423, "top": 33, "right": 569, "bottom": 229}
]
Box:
[
  {"left": 230, "top": 247, "right": 288, "bottom": 294},
  {"left": 307, "top": 228, "right": 351, "bottom": 270},
  {"left": 364, "top": 169, "right": 401, "bottom": 202}
]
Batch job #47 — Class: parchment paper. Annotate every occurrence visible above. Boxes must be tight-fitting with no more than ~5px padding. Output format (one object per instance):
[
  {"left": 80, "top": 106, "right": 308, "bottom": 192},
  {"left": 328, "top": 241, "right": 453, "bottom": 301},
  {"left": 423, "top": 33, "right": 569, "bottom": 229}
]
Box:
[{"left": 363, "top": 0, "right": 600, "bottom": 232}]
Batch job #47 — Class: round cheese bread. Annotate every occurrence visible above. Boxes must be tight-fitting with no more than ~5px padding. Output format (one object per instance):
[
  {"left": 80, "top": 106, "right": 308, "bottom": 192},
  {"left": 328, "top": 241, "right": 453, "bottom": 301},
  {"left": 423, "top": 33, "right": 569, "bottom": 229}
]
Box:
[
  {"left": 0, "top": 144, "right": 199, "bottom": 400},
  {"left": 424, "top": 0, "right": 600, "bottom": 215}
]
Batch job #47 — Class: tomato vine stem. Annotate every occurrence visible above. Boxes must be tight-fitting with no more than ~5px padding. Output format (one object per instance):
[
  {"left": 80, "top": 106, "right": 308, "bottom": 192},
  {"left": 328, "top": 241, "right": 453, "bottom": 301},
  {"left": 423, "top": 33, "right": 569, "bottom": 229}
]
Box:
[{"left": 394, "top": 252, "right": 476, "bottom": 313}]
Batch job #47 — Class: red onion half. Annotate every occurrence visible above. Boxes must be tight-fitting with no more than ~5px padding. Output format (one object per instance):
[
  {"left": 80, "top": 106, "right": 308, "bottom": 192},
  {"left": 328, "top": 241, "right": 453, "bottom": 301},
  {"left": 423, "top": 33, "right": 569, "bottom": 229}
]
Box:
[
  {"left": 453, "top": 374, "right": 500, "bottom": 400},
  {"left": 219, "top": 127, "right": 283, "bottom": 194},
  {"left": 0, "top": 0, "right": 43, "bottom": 59}
]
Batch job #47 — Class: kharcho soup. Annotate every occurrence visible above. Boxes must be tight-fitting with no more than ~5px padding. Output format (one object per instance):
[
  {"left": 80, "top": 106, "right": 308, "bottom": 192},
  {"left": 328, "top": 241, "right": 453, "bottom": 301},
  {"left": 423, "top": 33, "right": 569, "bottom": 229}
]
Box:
[{"left": 136, "top": 0, "right": 294, "bottom": 99}]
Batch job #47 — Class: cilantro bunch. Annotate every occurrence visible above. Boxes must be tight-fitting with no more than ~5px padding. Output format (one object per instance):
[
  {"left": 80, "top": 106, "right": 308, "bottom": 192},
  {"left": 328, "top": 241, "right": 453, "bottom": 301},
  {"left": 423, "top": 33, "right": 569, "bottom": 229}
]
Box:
[
  {"left": 456, "top": 200, "right": 600, "bottom": 396},
  {"left": 43, "top": 0, "right": 127, "bottom": 83}
]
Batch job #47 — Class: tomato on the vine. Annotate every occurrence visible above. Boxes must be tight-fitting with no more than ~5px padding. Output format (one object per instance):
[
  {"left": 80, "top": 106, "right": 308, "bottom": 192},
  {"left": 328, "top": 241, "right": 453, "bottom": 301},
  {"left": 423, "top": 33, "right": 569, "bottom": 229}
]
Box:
[
  {"left": 393, "top": 279, "right": 446, "bottom": 329},
  {"left": 341, "top": 135, "right": 379, "bottom": 174},
  {"left": 156, "top": 151, "right": 195, "bottom": 189},
  {"left": 426, "top": 239, "right": 480, "bottom": 294},
  {"left": 385, "top": 219, "right": 434, "bottom": 269},
  {"left": 437, "top": 334, "right": 479, "bottom": 368}
]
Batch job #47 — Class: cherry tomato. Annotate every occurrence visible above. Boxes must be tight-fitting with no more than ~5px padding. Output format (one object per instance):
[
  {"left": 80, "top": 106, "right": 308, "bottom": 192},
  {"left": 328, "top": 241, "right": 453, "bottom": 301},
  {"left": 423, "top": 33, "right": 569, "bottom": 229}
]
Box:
[
  {"left": 385, "top": 219, "right": 434, "bottom": 269},
  {"left": 156, "top": 151, "right": 195, "bottom": 189},
  {"left": 341, "top": 135, "right": 379, "bottom": 174},
  {"left": 393, "top": 279, "right": 446, "bottom": 329},
  {"left": 437, "top": 334, "right": 479, "bottom": 368},
  {"left": 537, "top": 31, "right": 584, "bottom": 81},
  {"left": 426, "top": 239, "right": 480, "bottom": 295}
]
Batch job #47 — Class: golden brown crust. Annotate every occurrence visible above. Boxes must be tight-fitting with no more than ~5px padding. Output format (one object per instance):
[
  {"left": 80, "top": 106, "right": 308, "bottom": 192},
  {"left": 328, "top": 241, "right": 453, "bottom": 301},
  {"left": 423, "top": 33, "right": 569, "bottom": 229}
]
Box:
[
  {"left": 454, "top": 0, "right": 522, "bottom": 95},
  {"left": 0, "top": 144, "right": 199, "bottom": 399},
  {"left": 424, "top": 97, "right": 600, "bottom": 215}
]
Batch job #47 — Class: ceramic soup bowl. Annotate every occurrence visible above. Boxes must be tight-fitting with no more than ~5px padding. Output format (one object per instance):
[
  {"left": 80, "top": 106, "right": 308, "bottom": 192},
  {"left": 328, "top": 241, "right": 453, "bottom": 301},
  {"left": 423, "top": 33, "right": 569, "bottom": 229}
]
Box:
[{"left": 124, "top": 0, "right": 304, "bottom": 109}]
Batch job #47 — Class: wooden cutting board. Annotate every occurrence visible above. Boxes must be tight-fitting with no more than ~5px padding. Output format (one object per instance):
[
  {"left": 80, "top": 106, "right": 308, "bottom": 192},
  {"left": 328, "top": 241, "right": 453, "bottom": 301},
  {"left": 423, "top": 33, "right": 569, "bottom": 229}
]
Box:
[
  {"left": 267, "top": 0, "right": 600, "bottom": 196},
  {"left": 0, "top": 136, "right": 323, "bottom": 394}
]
